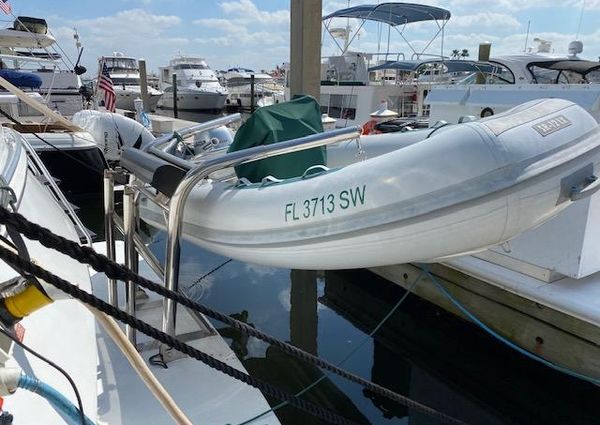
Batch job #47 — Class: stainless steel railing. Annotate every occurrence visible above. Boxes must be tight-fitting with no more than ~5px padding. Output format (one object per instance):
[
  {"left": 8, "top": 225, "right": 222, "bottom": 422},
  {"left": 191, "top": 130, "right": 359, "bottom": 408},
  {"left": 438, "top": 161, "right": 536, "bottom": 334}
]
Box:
[
  {"left": 20, "top": 133, "right": 92, "bottom": 247},
  {"left": 104, "top": 114, "right": 361, "bottom": 354},
  {"left": 158, "top": 125, "right": 361, "bottom": 337}
]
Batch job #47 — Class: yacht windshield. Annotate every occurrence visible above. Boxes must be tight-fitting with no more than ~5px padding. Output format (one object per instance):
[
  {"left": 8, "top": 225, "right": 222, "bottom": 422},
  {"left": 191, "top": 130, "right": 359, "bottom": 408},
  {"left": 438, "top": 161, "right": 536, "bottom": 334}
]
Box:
[
  {"left": 528, "top": 65, "right": 571, "bottom": 83},
  {"left": 104, "top": 58, "right": 138, "bottom": 71},
  {"left": 454, "top": 62, "right": 515, "bottom": 85},
  {"left": 174, "top": 64, "right": 208, "bottom": 70},
  {"left": 112, "top": 77, "right": 140, "bottom": 85}
]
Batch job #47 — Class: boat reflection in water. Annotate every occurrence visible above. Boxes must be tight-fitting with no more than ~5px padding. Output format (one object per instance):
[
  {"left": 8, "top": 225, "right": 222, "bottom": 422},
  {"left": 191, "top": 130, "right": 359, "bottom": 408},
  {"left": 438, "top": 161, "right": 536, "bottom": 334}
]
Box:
[{"left": 321, "top": 269, "right": 600, "bottom": 425}]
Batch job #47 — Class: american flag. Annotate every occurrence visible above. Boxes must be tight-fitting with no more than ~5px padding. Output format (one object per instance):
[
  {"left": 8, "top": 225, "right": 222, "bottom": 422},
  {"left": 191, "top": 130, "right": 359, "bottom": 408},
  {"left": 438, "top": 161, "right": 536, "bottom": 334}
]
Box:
[
  {"left": 0, "top": 0, "right": 10, "bottom": 15},
  {"left": 98, "top": 63, "right": 116, "bottom": 112}
]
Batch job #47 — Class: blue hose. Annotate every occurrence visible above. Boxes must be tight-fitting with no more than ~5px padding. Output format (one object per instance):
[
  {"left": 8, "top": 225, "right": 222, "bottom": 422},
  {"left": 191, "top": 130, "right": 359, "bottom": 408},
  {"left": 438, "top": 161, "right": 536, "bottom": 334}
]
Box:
[
  {"left": 420, "top": 265, "right": 600, "bottom": 386},
  {"left": 17, "top": 374, "right": 95, "bottom": 425}
]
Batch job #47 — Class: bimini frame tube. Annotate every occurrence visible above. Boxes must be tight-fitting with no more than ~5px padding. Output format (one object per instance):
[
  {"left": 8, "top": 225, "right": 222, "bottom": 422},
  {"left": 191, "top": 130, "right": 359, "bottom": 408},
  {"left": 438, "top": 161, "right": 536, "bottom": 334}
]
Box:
[{"left": 161, "top": 126, "right": 362, "bottom": 336}]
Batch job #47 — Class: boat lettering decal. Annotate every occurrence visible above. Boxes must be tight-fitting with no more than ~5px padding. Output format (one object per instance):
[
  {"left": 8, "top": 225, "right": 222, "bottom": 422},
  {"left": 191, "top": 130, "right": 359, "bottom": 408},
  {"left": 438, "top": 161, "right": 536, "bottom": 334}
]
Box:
[
  {"left": 532, "top": 115, "right": 572, "bottom": 137},
  {"left": 284, "top": 185, "right": 366, "bottom": 222}
]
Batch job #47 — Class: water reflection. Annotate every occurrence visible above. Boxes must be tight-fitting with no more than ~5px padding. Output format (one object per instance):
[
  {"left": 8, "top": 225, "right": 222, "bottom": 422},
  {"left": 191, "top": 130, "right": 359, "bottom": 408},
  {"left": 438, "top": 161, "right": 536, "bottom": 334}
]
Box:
[
  {"left": 75, "top": 198, "right": 600, "bottom": 425},
  {"left": 322, "top": 269, "right": 600, "bottom": 425}
]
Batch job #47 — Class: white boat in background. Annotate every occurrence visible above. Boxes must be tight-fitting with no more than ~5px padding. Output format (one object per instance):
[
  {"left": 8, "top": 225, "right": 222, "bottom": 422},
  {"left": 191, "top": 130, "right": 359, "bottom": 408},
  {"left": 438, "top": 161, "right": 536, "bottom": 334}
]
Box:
[
  {"left": 158, "top": 56, "right": 228, "bottom": 111},
  {"left": 0, "top": 16, "right": 55, "bottom": 48},
  {"left": 426, "top": 40, "right": 600, "bottom": 124},
  {"left": 224, "top": 67, "right": 284, "bottom": 108},
  {"left": 0, "top": 17, "right": 86, "bottom": 116},
  {"left": 100, "top": 53, "right": 163, "bottom": 111},
  {"left": 317, "top": 3, "right": 451, "bottom": 128}
]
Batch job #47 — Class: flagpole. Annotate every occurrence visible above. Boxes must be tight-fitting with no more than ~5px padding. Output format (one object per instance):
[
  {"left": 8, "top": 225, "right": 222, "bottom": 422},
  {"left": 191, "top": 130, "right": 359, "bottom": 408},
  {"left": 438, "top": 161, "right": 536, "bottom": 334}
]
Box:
[{"left": 95, "top": 58, "right": 103, "bottom": 109}]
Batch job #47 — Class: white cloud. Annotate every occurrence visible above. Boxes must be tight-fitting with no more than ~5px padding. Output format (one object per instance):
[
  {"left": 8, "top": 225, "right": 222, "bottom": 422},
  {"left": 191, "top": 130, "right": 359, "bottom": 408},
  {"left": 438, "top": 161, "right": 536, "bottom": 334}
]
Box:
[
  {"left": 220, "top": 0, "right": 289, "bottom": 25},
  {"left": 192, "top": 0, "right": 290, "bottom": 65},
  {"left": 48, "top": 9, "right": 188, "bottom": 73},
  {"left": 450, "top": 12, "right": 520, "bottom": 29}
]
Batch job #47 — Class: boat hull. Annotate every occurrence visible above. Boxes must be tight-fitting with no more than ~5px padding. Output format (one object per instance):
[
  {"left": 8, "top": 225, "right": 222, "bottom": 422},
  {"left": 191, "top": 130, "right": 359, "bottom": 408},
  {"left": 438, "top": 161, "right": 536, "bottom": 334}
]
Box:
[
  {"left": 160, "top": 90, "right": 228, "bottom": 111},
  {"left": 115, "top": 89, "right": 162, "bottom": 112},
  {"left": 141, "top": 99, "right": 600, "bottom": 270}
]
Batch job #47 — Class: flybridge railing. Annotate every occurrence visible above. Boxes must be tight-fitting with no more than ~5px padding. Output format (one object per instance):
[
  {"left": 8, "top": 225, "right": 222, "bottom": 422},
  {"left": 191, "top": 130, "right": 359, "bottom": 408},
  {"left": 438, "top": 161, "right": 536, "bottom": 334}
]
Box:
[{"left": 104, "top": 118, "right": 362, "bottom": 357}]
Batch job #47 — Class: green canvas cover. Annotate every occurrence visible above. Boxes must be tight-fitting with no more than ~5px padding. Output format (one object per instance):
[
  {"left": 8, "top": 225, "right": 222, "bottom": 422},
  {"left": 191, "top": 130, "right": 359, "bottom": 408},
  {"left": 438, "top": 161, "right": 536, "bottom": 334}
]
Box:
[{"left": 227, "top": 95, "right": 326, "bottom": 183}]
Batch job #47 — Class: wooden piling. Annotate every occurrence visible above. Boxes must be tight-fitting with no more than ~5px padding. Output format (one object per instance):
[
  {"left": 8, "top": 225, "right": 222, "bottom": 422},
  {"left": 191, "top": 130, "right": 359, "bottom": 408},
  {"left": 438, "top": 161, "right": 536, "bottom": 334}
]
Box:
[{"left": 172, "top": 73, "right": 178, "bottom": 118}]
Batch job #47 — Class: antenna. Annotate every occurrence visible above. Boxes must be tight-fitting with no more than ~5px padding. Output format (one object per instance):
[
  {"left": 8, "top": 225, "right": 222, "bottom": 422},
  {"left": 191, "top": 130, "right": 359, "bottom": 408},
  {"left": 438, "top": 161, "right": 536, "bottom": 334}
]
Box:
[
  {"left": 576, "top": 0, "right": 586, "bottom": 39},
  {"left": 524, "top": 20, "right": 531, "bottom": 53}
]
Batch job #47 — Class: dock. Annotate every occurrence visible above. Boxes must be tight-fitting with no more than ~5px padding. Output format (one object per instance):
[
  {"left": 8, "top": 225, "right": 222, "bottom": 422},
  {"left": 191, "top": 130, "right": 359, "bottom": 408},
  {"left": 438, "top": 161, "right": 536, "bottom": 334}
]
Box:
[{"left": 370, "top": 262, "right": 600, "bottom": 379}]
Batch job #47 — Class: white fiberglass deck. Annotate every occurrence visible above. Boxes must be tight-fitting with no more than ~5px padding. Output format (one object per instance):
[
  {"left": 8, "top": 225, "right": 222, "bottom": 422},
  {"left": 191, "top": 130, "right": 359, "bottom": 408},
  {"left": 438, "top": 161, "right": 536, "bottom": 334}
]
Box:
[{"left": 93, "top": 242, "right": 280, "bottom": 425}]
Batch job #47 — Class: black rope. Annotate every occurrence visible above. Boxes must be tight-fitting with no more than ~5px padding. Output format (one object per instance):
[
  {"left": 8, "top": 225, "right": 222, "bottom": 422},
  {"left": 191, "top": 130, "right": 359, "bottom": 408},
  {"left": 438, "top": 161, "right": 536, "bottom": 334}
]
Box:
[
  {"left": 0, "top": 327, "right": 86, "bottom": 425},
  {"left": 0, "top": 108, "right": 107, "bottom": 177},
  {"left": 0, "top": 207, "right": 467, "bottom": 425},
  {"left": 0, "top": 244, "right": 361, "bottom": 425}
]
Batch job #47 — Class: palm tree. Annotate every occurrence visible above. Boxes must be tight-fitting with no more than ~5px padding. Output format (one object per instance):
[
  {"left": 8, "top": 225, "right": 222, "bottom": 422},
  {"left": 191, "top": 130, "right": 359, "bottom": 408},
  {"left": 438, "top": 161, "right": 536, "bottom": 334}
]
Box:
[
  {"left": 460, "top": 49, "right": 470, "bottom": 60},
  {"left": 451, "top": 49, "right": 460, "bottom": 59}
]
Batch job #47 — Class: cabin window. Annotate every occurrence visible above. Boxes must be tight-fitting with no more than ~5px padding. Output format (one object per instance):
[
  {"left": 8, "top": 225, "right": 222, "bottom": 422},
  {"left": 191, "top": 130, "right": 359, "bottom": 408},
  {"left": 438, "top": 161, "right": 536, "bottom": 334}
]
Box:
[
  {"left": 104, "top": 58, "right": 137, "bottom": 71},
  {"left": 174, "top": 64, "right": 208, "bottom": 70},
  {"left": 586, "top": 69, "right": 600, "bottom": 83},
  {"left": 528, "top": 65, "right": 571, "bottom": 84},
  {"left": 320, "top": 94, "right": 357, "bottom": 120},
  {"left": 111, "top": 77, "right": 141, "bottom": 86}
]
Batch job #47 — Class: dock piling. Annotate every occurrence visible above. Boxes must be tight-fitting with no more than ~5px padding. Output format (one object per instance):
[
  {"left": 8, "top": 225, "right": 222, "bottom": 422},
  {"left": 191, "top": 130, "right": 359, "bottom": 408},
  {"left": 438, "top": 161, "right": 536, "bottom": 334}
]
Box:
[
  {"left": 172, "top": 74, "right": 178, "bottom": 118},
  {"left": 138, "top": 58, "right": 150, "bottom": 112},
  {"left": 250, "top": 74, "right": 255, "bottom": 113}
]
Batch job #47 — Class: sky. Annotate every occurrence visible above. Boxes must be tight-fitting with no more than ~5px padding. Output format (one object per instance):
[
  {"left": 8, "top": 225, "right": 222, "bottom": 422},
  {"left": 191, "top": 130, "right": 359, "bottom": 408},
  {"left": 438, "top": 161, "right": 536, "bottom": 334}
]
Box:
[{"left": 7, "top": 0, "right": 600, "bottom": 76}]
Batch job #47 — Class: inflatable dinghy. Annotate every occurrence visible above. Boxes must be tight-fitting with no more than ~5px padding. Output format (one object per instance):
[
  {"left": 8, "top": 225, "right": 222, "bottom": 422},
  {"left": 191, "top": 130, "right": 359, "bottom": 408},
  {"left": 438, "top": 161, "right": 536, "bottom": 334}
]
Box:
[
  {"left": 136, "top": 98, "right": 600, "bottom": 269},
  {"left": 72, "top": 110, "right": 235, "bottom": 162}
]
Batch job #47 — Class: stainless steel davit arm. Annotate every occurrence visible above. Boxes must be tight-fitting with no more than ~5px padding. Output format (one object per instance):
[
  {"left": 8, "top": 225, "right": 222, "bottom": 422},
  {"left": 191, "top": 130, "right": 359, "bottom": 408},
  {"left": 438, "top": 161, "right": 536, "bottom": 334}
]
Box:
[
  {"left": 145, "top": 113, "right": 242, "bottom": 154},
  {"left": 160, "top": 126, "right": 362, "bottom": 336}
]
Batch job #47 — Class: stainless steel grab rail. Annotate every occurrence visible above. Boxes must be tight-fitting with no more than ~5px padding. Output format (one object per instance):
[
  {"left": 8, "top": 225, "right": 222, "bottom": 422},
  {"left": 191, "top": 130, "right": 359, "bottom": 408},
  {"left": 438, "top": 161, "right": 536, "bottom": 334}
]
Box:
[
  {"left": 145, "top": 113, "right": 242, "bottom": 153},
  {"left": 160, "top": 126, "right": 362, "bottom": 337}
]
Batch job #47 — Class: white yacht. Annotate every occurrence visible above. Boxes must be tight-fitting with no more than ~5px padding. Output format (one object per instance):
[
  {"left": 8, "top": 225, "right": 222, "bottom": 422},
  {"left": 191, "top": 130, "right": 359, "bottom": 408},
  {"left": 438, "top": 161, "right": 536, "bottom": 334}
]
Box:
[
  {"left": 158, "top": 56, "right": 228, "bottom": 111},
  {"left": 99, "top": 53, "right": 163, "bottom": 112},
  {"left": 317, "top": 3, "right": 451, "bottom": 127},
  {"left": 426, "top": 40, "right": 600, "bottom": 124},
  {"left": 224, "top": 67, "right": 284, "bottom": 108},
  {"left": 0, "top": 17, "right": 86, "bottom": 116}
]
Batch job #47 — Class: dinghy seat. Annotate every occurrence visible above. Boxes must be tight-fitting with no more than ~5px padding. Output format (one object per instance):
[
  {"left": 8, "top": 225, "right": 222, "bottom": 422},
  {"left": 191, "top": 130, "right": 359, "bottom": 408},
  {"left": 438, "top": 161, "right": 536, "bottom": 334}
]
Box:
[
  {"left": 121, "top": 148, "right": 185, "bottom": 197},
  {"left": 227, "top": 95, "right": 326, "bottom": 183}
]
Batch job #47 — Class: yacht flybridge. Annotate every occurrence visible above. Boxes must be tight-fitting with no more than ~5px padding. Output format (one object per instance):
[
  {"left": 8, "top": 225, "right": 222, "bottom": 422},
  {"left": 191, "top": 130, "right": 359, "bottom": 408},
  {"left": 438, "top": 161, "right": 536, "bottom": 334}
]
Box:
[
  {"left": 0, "top": 17, "right": 86, "bottom": 116},
  {"left": 319, "top": 2, "right": 451, "bottom": 127},
  {"left": 99, "top": 53, "right": 163, "bottom": 111},
  {"left": 159, "top": 56, "right": 228, "bottom": 111}
]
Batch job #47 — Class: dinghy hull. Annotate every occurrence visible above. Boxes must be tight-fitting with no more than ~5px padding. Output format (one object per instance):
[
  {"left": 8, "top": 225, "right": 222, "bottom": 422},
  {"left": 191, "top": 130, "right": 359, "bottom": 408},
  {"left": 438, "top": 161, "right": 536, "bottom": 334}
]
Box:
[{"left": 141, "top": 99, "right": 600, "bottom": 269}]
